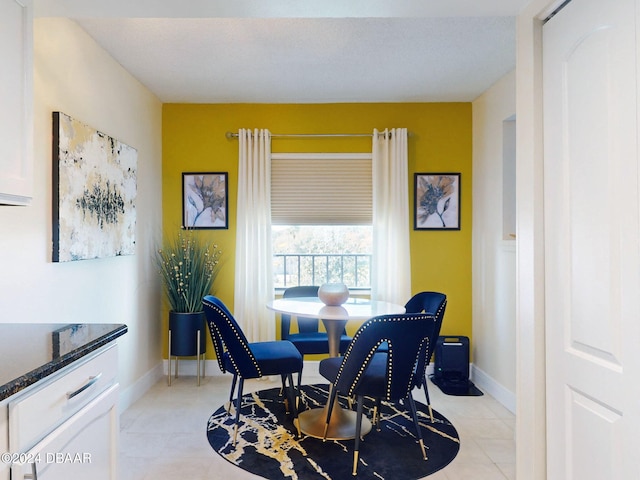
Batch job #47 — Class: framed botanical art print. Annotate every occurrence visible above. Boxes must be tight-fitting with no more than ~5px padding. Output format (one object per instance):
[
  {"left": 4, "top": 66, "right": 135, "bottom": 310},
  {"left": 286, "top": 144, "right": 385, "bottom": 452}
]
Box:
[
  {"left": 414, "top": 173, "right": 461, "bottom": 230},
  {"left": 182, "top": 172, "right": 228, "bottom": 229}
]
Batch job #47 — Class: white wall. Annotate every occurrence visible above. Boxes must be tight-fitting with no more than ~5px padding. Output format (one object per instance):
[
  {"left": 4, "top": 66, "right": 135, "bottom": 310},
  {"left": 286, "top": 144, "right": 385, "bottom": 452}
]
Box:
[
  {"left": 0, "top": 18, "right": 163, "bottom": 409},
  {"left": 471, "top": 70, "right": 516, "bottom": 412},
  {"left": 515, "top": 2, "right": 551, "bottom": 478}
]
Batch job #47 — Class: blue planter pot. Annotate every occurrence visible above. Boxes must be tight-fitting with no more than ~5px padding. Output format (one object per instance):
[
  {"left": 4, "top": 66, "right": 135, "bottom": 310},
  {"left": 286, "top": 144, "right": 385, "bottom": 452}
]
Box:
[{"left": 169, "top": 311, "right": 206, "bottom": 357}]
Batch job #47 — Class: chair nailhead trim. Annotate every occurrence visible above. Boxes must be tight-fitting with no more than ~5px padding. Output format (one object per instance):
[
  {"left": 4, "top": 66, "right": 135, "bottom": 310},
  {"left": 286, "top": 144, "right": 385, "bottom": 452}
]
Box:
[
  {"left": 334, "top": 314, "right": 433, "bottom": 400},
  {"left": 203, "top": 299, "right": 263, "bottom": 377}
]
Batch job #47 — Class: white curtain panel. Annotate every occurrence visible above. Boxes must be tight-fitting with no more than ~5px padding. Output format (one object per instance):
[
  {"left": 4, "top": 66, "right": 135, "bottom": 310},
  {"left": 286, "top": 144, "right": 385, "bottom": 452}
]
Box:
[
  {"left": 234, "top": 129, "right": 275, "bottom": 342},
  {"left": 371, "top": 128, "right": 411, "bottom": 305}
]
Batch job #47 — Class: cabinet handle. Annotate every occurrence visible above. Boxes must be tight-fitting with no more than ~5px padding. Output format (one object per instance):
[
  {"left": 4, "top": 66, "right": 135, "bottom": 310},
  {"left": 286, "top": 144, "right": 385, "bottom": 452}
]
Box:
[
  {"left": 23, "top": 462, "right": 38, "bottom": 479},
  {"left": 66, "top": 373, "right": 102, "bottom": 399}
]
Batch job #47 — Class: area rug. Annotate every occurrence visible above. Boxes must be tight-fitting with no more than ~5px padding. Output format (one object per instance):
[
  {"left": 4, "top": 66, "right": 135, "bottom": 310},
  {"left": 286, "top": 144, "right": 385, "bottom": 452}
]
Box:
[{"left": 207, "top": 384, "right": 460, "bottom": 480}]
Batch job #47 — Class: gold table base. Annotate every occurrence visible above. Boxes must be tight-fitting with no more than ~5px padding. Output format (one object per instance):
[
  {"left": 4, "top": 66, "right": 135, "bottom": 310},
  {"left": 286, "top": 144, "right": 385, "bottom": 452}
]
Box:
[{"left": 297, "top": 403, "right": 372, "bottom": 440}]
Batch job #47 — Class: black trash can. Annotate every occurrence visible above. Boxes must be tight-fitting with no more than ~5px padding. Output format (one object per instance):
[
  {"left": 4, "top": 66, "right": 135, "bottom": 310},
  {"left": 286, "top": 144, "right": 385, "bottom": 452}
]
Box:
[
  {"left": 431, "top": 336, "right": 482, "bottom": 396},
  {"left": 434, "top": 335, "right": 470, "bottom": 383}
]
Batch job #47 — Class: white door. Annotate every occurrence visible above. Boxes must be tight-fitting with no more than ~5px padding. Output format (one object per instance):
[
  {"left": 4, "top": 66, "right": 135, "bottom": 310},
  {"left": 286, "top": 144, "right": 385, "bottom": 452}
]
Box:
[{"left": 543, "top": 0, "right": 640, "bottom": 479}]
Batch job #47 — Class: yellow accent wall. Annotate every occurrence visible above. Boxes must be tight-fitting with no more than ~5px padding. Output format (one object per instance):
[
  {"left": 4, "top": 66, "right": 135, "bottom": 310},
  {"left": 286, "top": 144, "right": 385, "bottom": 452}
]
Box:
[{"left": 162, "top": 103, "right": 472, "bottom": 358}]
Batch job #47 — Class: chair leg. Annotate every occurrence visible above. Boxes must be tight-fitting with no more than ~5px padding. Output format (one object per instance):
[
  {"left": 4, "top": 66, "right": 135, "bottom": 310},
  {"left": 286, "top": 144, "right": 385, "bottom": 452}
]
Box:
[
  {"left": 282, "top": 376, "right": 291, "bottom": 415},
  {"left": 423, "top": 375, "right": 434, "bottom": 422},
  {"left": 281, "top": 373, "right": 296, "bottom": 415},
  {"left": 233, "top": 378, "right": 245, "bottom": 446},
  {"left": 296, "top": 369, "right": 303, "bottom": 410},
  {"left": 227, "top": 374, "right": 238, "bottom": 414},
  {"left": 282, "top": 358, "right": 303, "bottom": 402},
  {"left": 285, "top": 373, "right": 301, "bottom": 438},
  {"left": 323, "top": 384, "right": 339, "bottom": 441},
  {"left": 407, "top": 393, "right": 427, "bottom": 460},
  {"left": 373, "top": 398, "right": 382, "bottom": 431},
  {"left": 352, "top": 395, "right": 364, "bottom": 476},
  {"left": 295, "top": 370, "right": 302, "bottom": 413}
]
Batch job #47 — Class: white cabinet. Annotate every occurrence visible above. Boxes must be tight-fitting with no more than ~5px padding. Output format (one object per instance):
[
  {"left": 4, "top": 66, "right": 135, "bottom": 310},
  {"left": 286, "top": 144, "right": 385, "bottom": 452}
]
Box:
[
  {"left": 0, "top": 0, "right": 33, "bottom": 205},
  {"left": 3, "top": 345, "right": 119, "bottom": 480},
  {"left": 10, "top": 386, "right": 119, "bottom": 480}
]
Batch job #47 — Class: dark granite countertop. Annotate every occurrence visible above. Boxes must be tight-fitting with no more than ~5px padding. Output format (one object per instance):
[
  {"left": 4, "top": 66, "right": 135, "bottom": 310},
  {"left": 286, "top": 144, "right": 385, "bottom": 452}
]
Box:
[{"left": 0, "top": 323, "right": 128, "bottom": 401}]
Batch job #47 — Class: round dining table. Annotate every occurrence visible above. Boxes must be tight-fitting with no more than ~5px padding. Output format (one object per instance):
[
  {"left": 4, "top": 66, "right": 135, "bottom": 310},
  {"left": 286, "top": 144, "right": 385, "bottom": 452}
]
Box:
[{"left": 267, "top": 296, "right": 406, "bottom": 440}]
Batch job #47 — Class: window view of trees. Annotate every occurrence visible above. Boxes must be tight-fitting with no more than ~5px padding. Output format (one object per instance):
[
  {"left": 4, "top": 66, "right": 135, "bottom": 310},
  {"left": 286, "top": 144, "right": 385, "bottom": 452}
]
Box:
[{"left": 272, "top": 225, "right": 372, "bottom": 288}]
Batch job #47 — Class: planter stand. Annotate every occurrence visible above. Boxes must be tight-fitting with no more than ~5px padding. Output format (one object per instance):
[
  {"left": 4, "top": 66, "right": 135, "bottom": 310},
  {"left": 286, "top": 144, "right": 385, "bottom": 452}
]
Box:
[{"left": 167, "top": 311, "right": 206, "bottom": 386}]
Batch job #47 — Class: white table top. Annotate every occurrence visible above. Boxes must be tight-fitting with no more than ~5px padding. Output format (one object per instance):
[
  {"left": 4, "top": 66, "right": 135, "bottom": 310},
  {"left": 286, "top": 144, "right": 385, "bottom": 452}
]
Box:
[{"left": 267, "top": 297, "right": 405, "bottom": 321}]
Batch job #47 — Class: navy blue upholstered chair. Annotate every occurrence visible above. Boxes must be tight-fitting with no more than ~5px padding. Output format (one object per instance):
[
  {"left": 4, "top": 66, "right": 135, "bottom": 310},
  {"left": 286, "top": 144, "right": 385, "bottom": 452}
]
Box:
[
  {"left": 319, "top": 313, "right": 438, "bottom": 476},
  {"left": 281, "top": 285, "right": 352, "bottom": 358},
  {"left": 202, "top": 295, "right": 303, "bottom": 444},
  {"left": 405, "top": 291, "right": 447, "bottom": 422}
]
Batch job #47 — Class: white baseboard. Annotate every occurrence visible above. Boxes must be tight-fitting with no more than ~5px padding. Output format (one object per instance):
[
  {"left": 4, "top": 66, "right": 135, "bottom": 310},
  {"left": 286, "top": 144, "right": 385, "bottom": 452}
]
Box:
[
  {"left": 141, "top": 359, "right": 514, "bottom": 415},
  {"left": 118, "top": 361, "right": 164, "bottom": 412},
  {"left": 119, "top": 359, "right": 226, "bottom": 415},
  {"left": 162, "top": 358, "right": 226, "bottom": 377},
  {"left": 470, "top": 363, "right": 516, "bottom": 414}
]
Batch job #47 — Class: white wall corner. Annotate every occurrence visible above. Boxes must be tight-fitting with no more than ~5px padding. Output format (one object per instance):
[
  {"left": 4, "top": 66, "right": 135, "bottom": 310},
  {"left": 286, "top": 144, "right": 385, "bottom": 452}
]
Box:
[{"left": 118, "top": 361, "right": 164, "bottom": 413}]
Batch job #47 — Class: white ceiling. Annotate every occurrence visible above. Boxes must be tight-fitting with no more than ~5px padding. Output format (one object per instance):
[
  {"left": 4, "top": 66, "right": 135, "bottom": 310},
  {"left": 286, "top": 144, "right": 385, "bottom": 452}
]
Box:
[{"left": 36, "top": 0, "right": 528, "bottom": 103}]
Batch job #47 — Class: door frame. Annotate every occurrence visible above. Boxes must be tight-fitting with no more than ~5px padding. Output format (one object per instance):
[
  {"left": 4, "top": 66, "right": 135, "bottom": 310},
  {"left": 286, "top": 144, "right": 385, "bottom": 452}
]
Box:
[{"left": 515, "top": 1, "right": 567, "bottom": 479}]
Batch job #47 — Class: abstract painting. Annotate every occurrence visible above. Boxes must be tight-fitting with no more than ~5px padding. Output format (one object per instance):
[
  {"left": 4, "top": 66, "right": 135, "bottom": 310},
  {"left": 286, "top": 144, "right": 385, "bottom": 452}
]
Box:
[
  {"left": 414, "top": 173, "right": 461, "bottom": 230},
  {"left": 52, "top": 112, "right": 137, "bottom": 262},
  {"left": 182, "top": 172, "right": 228, "bottom": 229}
]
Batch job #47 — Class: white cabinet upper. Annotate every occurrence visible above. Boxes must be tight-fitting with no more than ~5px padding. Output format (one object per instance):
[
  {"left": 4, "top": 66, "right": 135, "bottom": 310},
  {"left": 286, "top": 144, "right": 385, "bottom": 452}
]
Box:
[{"left": 0, "top": 0, "right": 33, "bottom": 205}]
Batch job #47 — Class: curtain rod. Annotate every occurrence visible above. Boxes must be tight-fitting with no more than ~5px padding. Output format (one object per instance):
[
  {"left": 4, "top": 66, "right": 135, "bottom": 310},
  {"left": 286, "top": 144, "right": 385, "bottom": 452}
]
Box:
[{"left": 225, "top": 132, "right": 376, "bottom": 139}]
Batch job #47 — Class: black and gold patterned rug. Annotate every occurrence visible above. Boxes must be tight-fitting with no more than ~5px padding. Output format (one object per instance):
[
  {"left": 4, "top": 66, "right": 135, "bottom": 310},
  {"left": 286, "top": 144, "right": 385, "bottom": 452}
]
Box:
[{"left": 207, "top": 384, "right": 459, "bottom": 479}]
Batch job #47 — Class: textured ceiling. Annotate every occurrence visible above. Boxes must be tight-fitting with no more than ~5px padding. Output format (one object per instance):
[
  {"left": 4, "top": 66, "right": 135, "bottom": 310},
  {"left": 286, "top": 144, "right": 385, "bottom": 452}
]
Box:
[{"left": 38, "top": 0, "right": 526, "bottom": 103}]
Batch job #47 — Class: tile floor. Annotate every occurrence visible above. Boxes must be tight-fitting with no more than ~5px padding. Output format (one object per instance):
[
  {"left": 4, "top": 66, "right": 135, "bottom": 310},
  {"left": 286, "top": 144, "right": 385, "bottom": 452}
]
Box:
[{"left": 119, "top": 366, "right": 515, "bottom": 480}]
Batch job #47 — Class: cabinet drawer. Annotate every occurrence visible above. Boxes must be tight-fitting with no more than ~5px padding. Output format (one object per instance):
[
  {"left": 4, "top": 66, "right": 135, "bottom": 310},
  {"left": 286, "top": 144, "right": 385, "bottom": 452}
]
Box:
[
  {"left": 11, "top": 384, "right": 119, "bottom": 480},
  {"left": 8, "top": 344, "right": 118, "bottom": 453}
]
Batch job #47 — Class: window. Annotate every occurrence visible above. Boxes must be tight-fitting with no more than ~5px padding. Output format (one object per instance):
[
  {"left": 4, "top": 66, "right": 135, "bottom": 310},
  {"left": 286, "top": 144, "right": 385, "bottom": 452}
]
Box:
[
  {"left": 271, "top": 153, "right": 372, "bottom": 289},
  {"left": 273, "top": 225, "right": 372, "bottom": 289}
]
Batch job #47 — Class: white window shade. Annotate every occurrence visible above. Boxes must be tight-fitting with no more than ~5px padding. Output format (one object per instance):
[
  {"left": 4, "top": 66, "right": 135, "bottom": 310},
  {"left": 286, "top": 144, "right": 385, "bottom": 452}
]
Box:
[{"left": 271, "top": 153, "right": 372, "bottom": 225}]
